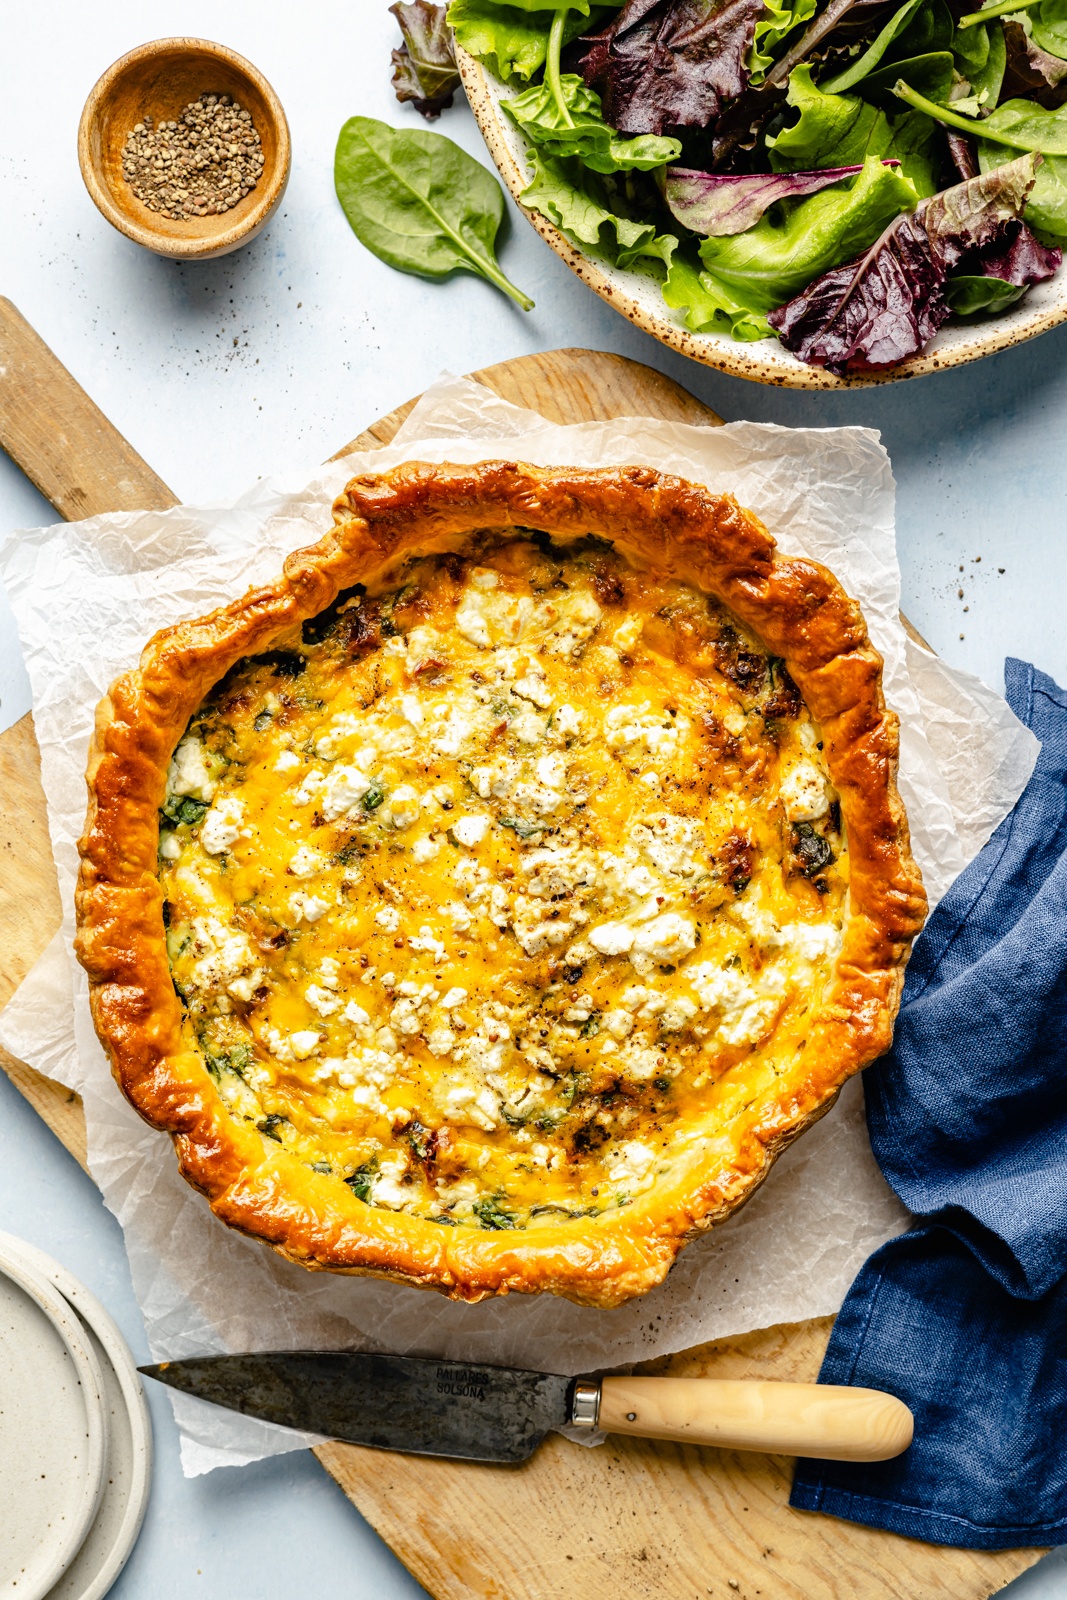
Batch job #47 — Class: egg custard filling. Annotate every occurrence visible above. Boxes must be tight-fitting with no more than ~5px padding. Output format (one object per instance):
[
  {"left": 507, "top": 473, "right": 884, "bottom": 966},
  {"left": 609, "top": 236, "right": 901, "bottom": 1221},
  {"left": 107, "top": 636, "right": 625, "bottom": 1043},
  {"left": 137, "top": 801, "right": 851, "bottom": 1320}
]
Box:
[{"left": 159, "top": 535, "right": 847, "bottom": 1232}]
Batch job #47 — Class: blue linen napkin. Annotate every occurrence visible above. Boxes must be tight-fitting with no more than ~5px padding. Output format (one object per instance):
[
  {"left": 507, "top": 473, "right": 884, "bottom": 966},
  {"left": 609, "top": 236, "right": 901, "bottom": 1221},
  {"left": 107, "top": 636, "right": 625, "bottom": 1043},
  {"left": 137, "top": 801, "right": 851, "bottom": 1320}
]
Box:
[{"left": 790, "top": 658, "right": 1067, "bottom": 1550}]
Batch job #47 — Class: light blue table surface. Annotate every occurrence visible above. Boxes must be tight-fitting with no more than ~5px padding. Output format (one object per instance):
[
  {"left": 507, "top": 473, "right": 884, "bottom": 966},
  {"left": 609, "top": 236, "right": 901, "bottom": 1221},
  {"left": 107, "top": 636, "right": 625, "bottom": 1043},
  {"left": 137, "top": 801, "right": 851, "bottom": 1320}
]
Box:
[{"left": 2, "top": 3, "right": 1066, "bottom": 1595}]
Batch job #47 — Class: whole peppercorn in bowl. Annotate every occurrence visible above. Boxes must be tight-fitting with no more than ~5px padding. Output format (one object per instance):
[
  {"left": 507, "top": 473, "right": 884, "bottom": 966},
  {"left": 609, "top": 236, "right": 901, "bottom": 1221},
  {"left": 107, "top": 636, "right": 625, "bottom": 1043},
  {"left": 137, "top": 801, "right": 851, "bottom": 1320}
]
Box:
[{"left": 78, "top": 37, "right": 291, "bottom": 262}]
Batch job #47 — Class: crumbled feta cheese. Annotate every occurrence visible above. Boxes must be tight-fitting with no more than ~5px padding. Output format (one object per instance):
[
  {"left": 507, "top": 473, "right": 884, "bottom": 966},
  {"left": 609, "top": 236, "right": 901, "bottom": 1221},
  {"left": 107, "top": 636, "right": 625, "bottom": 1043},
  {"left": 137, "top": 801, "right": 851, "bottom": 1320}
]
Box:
[
  {"left": 630, "top": 913, "right": 697, "bottom": 971},
  {"left": 426, "top": 1026, "right": 455, "bottom": 1057},
  {"left": 608, "top": 1140, "right": 656, "bottom": 1183},
  {"left": 342, "top": 1000, "right": 371, "bottom": 1027},
  {"left": 513, "top": 670, "right": 552, "bottom": 709},
  {"left": 602, "top": 1009, "right": 635, "bottom": 1040},
  {"left": 389, "top": 785, "right": 420, "bottom": 830},
  {"left": 511, "top": 711, "right": 546, "bottom": 746},
  {"left": 446, "top": 901, "right": 473, "bottom": 932},
  {"left": 159, "top": 833, "right": 181, "bottom": 861},
  {"left": 589, "top": 921, "right": 635, "bottom": 956},
  {"left": 319, "top": 958, "right": 341, "bottom": 989},
  {"left": 780, "top": 761, "right": 830, "bottom": 821},
  {"left": 372, "top": 1157, "right": 411, "bottom": 1210},
  {"left": 292, "top": 769, "right": 326, "bottom": 807},
  {"left": 167, "top": 736, "right": 218, "bottom": 802},
  {"left": 781, "top": 922, "right": 842, "bottom": 962},
  {"left": 411, "top": 835, "right": 442, "bottom": 865},
  {"left": 440, "top": 987, "right": 468, "bottom": 1009},
  {"left": 200, "top": 796, "right": 247, "bottom": 856},
  {"left": 612, "top": 615, "right": 644, "bottom": 652},
  {"left": 452, "top": 815, "right": 490, "bottom": 848},
  {"left": 321, "top": 766, "right": 372, "bottom": 821},
  {"left": 289, "top": 1030, "right": 321, "bottom": 1060},
  {"left": 289, "top": 845, "right": 326, "bottom": 878},
  {"left": 432, "top": 710, "right": 474, "bottom": 757},
  {"left": 455, "top": 592, "right": 492, "bottom": 648},
  {"left": 399, "top": 693, "right": 424, "bottom": 728},
  {"left": 471, "top": 568, "right": 499, "bottom": 589},
  {"left": 554, "top": 704, "right": 582, "bottom": 738},
  {"left": 409, "top": 926, "right": 446, "bottom": 960},
  {"left": 306, "top": 983, "right": 341, "bottom": 1017},
  {"left": 375, "top": 906, "right": 401, "bottom": 932},
  {"left": 274, "top": 749, "right": 301, "bottom": 773},
  {"left": 289, "top": 891, "right": 330, "bottom": 924}
]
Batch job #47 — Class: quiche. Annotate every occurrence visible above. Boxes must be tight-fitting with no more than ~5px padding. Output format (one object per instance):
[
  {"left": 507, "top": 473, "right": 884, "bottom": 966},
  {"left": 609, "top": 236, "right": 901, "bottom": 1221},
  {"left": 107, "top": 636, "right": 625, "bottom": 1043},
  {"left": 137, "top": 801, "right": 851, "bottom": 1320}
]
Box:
[{"left": 75, "top": 461, "right": 926, "bottom": 1308}]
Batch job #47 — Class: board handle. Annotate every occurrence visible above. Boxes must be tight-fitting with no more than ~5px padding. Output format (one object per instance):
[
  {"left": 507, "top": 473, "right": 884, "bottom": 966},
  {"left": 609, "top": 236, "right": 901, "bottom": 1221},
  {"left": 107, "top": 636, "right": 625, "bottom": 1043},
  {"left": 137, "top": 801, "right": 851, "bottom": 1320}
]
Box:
[
  {"left": 0, "top": 297, "right": 177, "bottom": 521},
  {"left": 577, "top": 1377, "right": 913, "bottom": 1462}
]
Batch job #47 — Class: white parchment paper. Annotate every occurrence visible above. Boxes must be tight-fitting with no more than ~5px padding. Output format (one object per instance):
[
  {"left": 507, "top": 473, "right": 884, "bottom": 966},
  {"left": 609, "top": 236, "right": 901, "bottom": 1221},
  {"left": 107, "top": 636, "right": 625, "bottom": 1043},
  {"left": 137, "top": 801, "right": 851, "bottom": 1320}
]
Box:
[{"left": 0, "top": 375, "right": 1039, "bottom": 1475}]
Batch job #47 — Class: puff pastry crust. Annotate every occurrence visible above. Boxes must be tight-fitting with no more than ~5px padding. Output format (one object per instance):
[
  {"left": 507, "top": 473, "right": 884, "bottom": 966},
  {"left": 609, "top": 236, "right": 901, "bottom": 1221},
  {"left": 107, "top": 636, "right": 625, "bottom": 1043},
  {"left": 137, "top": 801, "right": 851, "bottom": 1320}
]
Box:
[{"left": 75, "top": 461, "right": 926, "bottom": 1308}]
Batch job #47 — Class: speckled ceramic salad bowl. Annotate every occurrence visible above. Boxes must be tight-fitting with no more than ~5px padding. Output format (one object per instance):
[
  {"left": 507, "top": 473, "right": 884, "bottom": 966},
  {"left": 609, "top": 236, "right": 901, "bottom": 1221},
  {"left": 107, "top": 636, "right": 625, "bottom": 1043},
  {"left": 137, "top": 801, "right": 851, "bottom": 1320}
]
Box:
[{"left": 458, "top": 44, "right": 1067, "bottom": 389}]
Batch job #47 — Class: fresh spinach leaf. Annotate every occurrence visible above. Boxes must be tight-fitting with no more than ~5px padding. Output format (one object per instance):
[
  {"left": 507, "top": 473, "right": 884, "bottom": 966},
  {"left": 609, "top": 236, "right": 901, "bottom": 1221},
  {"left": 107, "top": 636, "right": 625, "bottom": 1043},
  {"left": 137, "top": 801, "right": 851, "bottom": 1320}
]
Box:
[
  {"left": 1033, "top": 0, "right": 1067, "bottom": 59},
  {"left": 519, "top": 149, "right": 679, "bottom": 269},
  {"left": 953, "top": 13, "right": 1008, "bottom": 104},
  {"left": 861, "top": 50, "right": 957, "bottom": 106},
  {"left": 503, "top": 74, "right": 682, "bottom": 170},
  {"left": 390, "top": 1, "right": 460, "bottom": 119},
  {"left": 334, "top": 116, "right": 534, "bottom": 309},
  {"left": 900, "top": 84, "right": 1067, "bottom": 147},
  {"left": 698, "top": 154, "right": 919, "bottom": 310},
  {"left": 447, "top": 0, "right": 597, "bottom": 83},
  {"left": 820, "top": 0, "right": 927, "bottom": 93},
  {"left": 944, "top": 271, "right": 1028, "bottom": 309}
]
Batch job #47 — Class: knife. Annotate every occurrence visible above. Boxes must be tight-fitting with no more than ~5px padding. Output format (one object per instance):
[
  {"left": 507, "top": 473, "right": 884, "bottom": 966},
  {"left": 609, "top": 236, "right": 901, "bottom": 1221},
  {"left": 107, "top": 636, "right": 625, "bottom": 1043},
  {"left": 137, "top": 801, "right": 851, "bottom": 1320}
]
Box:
[{"left": 141, "top": 1352, "right": 913, "bottom": 1465}]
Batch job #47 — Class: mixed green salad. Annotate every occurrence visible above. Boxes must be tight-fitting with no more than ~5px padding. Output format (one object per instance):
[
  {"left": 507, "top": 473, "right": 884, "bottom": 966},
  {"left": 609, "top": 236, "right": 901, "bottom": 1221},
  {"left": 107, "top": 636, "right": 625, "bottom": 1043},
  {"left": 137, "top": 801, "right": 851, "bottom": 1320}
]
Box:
[{"left": 436, "top": 0, "right": 1067, "bottom": 371}]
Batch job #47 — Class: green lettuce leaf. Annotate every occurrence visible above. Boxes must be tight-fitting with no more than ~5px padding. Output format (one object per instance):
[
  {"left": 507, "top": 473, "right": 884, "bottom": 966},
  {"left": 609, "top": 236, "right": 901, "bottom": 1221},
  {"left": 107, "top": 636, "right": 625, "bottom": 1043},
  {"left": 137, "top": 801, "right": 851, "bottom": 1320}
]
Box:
[
  {"left": 768, "top": 65, "right": 941, "bottom": 194},
  {"left": 1032, "top": 0, "right": 1067, "bottom": 59},
  {"left": 519, "top": 150, "right": 679, "bottom": 269},
  {"left": 661, "top": 251, "right": 775, "bottom": 338},
  {"left": 697, "top": 153, "right": 920, "bottom": 310},
  {"left": 748, "top": 0, "right": 819, "bottom": 85},
  {"left": 447, "top": 0, "right": 593, "bottom": 82},
  {"left": 503, "top": 74, "right": 682, "bottom": 170}
]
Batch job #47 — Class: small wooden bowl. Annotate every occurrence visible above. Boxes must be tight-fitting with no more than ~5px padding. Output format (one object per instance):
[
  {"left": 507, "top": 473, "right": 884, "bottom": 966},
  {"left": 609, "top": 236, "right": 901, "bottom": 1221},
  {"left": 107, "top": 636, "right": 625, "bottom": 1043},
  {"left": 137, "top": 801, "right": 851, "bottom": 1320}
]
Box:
[{"left": 78, "top": 38, "right": 290, "bottom": 261}]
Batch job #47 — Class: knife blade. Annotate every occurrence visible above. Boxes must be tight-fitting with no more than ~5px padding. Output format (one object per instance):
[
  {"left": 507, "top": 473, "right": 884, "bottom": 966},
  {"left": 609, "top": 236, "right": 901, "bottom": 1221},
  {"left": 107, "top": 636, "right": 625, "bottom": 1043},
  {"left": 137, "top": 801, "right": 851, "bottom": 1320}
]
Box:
[{"left": 141, "top": 1351, "right": 915, "bottom": 1465}]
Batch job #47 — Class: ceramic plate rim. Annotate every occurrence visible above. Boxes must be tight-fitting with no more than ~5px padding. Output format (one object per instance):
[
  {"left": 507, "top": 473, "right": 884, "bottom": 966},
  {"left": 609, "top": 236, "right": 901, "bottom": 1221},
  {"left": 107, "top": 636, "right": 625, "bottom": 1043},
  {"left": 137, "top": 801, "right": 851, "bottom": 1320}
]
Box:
[
  {"left": 0, "top": 1234, "right": 152, "bottom": 1600},
  {"left": 458, "top": 46, "right": 1067, "bottom": 390},
  {"left": 0, "top": 1241, "right": 110, "bottom": 1600}
]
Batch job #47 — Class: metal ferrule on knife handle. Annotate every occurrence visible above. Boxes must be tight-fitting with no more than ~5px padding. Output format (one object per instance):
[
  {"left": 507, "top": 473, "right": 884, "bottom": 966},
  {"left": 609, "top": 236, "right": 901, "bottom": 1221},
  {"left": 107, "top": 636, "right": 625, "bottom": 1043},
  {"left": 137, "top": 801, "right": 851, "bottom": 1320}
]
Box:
[{"left": 573, "top": 1376, "right": 913, "bottom": 1462}]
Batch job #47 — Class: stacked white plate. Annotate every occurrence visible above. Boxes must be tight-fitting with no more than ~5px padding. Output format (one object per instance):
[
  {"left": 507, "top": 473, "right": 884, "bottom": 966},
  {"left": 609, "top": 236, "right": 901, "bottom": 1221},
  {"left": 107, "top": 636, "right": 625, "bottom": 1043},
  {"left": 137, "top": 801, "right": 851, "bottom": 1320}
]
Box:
[{"left": 0, "top": 1232, "right": 152, "bottom": 1600}]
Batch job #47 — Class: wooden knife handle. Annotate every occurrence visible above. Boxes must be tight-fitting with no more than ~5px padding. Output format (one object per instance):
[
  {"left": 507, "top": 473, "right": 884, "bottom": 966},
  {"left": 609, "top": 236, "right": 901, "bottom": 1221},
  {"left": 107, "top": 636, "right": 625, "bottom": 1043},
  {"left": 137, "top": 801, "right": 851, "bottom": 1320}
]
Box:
[{"left": 597, "top": 1377, "right": 913, "bottom": 1462}]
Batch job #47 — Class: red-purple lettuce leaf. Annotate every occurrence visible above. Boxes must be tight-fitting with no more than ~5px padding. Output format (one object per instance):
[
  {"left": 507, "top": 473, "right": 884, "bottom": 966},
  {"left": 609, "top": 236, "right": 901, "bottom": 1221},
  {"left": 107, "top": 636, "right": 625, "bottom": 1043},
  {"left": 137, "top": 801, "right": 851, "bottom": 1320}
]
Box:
[
  {"left": 767, "top": 153, "right": 1056, "bottom": 373},
  {"left": 576, "top": 0, "right": 766, "bottom": 135},
  {"left": 664, "top": 160, "right": 902, "bottom": 236},
  {"left": 391, "top": 0, "right": 460, "bottom": 119},
  {"left": 1002, "top": 19, "right": 1067, "bottom": 109}
]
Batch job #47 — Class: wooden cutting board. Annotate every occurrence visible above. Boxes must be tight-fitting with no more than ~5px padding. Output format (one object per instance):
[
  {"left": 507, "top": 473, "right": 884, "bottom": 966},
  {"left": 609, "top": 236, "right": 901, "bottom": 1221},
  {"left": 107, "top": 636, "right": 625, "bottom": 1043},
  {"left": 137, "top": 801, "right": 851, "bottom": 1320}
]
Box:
[{"left": 0, "top": 298, "right": 1045, "bottom": 1600}]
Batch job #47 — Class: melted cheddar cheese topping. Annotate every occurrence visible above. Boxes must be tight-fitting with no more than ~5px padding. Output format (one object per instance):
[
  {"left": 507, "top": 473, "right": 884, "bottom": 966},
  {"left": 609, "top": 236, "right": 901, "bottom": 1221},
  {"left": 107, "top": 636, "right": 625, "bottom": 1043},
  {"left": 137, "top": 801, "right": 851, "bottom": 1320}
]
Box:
[{"left": 160, "top": 536, "right": 847, "bottom": 1229}]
